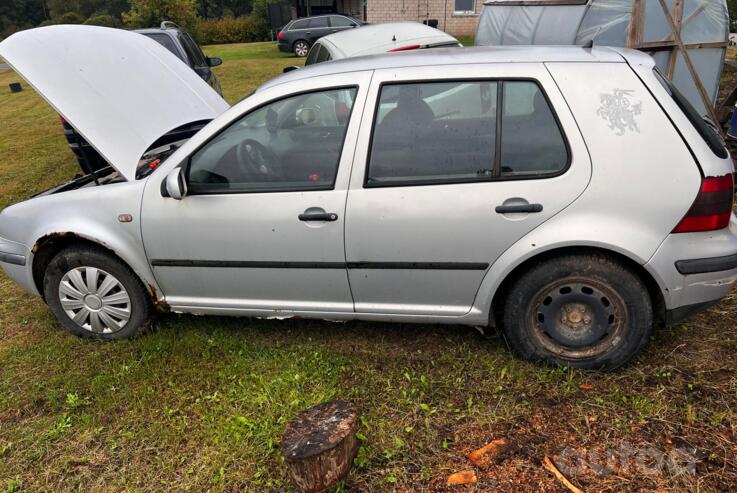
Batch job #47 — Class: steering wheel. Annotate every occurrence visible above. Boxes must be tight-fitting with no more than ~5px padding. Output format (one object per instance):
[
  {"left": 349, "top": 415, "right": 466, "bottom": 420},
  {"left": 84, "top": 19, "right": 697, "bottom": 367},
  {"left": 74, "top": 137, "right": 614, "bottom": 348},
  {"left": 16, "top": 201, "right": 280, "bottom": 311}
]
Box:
[{"left": 236, "top": 139, "right": 283, "bottom": 180}]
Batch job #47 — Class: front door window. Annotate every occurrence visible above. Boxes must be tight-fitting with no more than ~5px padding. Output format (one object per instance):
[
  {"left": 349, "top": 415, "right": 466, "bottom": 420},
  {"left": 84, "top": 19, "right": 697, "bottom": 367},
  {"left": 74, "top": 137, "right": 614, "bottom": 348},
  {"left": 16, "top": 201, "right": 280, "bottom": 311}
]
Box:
[{"left": 187, "top": 87, "right": 358, "bottom": 194}]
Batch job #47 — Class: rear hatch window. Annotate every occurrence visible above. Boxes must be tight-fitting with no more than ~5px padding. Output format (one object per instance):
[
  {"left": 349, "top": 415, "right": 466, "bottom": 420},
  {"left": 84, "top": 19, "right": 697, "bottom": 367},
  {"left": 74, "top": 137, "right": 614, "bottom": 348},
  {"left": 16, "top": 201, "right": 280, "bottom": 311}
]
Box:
[{"left": 653, "top": 69, "right": 728, "bottom": 159}]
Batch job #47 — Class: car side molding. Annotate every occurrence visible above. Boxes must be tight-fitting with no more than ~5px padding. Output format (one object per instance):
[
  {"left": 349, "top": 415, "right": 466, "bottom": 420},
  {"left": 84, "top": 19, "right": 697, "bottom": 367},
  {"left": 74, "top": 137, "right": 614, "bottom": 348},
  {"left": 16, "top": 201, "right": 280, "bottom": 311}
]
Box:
[{"left": 150, "top": 260, "right": 490, "bottom": 270}]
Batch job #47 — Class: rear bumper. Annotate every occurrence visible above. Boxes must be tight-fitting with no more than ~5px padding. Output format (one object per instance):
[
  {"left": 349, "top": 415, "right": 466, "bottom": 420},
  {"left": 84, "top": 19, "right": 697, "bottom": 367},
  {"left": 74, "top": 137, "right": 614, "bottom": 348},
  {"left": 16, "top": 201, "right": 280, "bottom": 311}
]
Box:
[
  {"left": 645, "top": 217, "right": 737, "bottom": 321},
  {"left": 277, "top": 42, "right": 291, "bottom": 53}
]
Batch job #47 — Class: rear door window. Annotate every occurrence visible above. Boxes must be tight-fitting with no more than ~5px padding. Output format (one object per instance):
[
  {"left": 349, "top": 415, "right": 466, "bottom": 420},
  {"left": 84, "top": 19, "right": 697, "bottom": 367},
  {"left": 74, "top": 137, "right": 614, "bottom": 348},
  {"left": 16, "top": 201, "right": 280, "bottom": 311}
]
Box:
[
  {"left": 366, "top": 79, "right": 569, "bottom": 187},
  {"left": 305, "top": 45, "right": 321, "bottom": 65},
  {"left": 368, "top": 81, "right": 498, "bottom": 186},
  {"left": 315, "top": 45, "right": 332, "bottom": 63},
  {"left": 500, "top": 81, "right": 568, "bottom": 176},
  {"left": 308, "top": 17, "right": 329, "bottom": 28}
]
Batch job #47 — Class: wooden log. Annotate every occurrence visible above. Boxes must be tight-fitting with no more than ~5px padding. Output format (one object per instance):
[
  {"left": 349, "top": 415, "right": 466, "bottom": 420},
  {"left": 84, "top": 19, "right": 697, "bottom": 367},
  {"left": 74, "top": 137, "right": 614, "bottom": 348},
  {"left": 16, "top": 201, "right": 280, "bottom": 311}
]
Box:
[{"left": 281, "top": 400, "right": 359, "bottom": 493}]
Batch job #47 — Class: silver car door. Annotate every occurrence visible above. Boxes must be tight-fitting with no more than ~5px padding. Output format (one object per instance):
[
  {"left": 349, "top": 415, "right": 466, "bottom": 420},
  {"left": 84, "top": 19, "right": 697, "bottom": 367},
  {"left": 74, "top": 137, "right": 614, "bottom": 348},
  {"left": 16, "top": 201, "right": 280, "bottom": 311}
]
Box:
[
  {"left": 344, "top": 63, "right": 591, "bottom": 317},
  {"left": 140, "top": 71, "right": 372, "bottom": 316}
]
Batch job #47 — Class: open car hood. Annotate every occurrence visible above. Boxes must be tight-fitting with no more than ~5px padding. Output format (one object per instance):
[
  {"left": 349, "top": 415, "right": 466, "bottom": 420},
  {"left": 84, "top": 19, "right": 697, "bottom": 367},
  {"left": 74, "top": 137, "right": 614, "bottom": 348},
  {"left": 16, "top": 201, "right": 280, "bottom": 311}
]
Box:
[{"left": 0, "top": 25, "right": 229, "bottom": 181}]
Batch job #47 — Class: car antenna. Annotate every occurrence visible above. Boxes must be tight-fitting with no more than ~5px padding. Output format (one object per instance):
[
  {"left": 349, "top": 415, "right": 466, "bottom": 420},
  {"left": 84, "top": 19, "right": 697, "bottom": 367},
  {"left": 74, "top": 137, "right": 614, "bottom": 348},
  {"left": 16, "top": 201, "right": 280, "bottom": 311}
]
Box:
[{"left": 392, "top": 35, "right": 396, "bottom": 42}]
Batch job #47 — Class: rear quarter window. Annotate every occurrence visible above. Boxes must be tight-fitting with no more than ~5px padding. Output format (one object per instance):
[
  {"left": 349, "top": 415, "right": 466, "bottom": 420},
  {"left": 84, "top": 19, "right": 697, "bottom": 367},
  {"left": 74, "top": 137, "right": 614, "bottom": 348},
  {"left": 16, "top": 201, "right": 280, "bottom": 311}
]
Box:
[
  {"left": 315, "top": 45, "right": 332, "bottom": 63},
  {"left": 653, "top": 70, "right": 728, "bottom": 159},
  {"left": 305, "top": 45, "right": 321, "bottom": 65}
]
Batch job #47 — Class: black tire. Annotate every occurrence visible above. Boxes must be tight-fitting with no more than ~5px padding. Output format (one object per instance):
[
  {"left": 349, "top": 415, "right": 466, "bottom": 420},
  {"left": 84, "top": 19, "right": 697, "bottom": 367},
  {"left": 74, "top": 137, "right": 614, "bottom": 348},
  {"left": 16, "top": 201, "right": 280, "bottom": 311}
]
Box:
[
  {"left": 293, "top": 40, "right": 310, "bottom": 57},
  {"left": 502, "top": 253, "right": 653, "bottom": 370},
  {"left": 43, "top": 245, "right": 153, "bottom": 340}
]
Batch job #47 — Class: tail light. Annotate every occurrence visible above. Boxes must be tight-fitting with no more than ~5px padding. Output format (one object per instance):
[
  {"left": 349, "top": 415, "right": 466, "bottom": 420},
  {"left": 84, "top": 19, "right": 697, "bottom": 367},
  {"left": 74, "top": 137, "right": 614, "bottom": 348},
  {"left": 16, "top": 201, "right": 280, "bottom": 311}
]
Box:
[
  {"left": 388, "top": 44, "right": 421, "bottom": 52},
  {"left": 278, "top": 31, "right": 284, "bottom": 40},
  {"left": 672, "top": 174, "right": 734, "bottom": 233}
]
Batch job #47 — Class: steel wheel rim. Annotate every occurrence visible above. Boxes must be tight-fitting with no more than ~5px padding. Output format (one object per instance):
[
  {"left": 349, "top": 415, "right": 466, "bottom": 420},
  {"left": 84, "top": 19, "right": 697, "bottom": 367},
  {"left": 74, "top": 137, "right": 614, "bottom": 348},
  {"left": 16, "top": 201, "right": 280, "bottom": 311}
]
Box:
[
  {"left": 295, "top": 42, "right": 308, "bottom": 56},
  {"left": 526, "top": 277, "right": 627, "bottom": 360},
  {"left": 59, "top": 267, "right": 131, "bottom": 334}
]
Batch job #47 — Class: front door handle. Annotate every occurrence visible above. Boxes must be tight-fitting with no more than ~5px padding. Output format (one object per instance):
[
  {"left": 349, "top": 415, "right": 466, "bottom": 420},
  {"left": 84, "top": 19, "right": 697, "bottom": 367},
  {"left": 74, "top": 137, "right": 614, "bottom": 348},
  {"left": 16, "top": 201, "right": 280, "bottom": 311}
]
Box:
[
  {"left": 495, "top": 203, "right": 543, "bottom": 214},
  {"left": 299, "top": 208, "right": 338, "bottom": 222}
]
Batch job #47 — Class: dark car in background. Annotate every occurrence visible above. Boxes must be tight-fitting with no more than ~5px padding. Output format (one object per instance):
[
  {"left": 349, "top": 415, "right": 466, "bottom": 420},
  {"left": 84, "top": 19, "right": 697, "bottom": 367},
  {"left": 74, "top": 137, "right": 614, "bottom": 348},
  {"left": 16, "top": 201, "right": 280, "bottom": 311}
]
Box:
[
  {"left": 62, "top": 22, "right": 223, "bottom": 174},
  {"left": 277, "top": 14, "right": 364, "bottom": 57},
  {"left": 137, "top": 21, "right": 223, "bottom": 95}
]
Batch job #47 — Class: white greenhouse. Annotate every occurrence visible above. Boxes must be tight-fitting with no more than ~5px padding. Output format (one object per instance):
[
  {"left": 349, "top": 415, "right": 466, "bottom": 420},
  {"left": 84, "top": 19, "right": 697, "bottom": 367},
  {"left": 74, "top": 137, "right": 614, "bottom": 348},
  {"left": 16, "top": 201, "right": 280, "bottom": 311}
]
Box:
[{"left": 475, "top": 0, "right": 730, "bottom": 122}]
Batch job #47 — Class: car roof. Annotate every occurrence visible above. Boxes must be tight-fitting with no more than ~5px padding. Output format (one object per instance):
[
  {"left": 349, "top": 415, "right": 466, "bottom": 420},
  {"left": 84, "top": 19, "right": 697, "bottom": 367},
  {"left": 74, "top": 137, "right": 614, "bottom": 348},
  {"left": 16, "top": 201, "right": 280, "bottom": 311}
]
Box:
[
  {"left": 259, "top": 45, "right": 637, "bottom": 92},
  {"left": 316, "top": 22, "right": 458, "bottom": 58}
]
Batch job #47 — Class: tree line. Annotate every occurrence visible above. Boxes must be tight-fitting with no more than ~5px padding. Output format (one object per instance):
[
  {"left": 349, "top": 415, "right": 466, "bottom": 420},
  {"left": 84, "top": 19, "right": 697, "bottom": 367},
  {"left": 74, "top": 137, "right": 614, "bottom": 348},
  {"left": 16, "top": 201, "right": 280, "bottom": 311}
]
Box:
[{"left": 0, "top": 0, "right": 269, "bottom": 40}]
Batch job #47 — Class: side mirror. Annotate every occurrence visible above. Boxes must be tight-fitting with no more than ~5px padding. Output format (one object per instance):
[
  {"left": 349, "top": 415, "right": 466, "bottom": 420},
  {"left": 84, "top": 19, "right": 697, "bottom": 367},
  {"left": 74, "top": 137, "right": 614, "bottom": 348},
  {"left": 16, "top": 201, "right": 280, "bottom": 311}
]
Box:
[
  {"left": 207, "top": 57, "right": 222, "bottom": 67},
  {"left": 351, "top": 23, "right": 358, "bottom": 27},
  {"left": 162, "top": 167, "right": 187, "bottom": 200},
  {"left": 283, "top": 65, "right": 300, "bottom": 73}
]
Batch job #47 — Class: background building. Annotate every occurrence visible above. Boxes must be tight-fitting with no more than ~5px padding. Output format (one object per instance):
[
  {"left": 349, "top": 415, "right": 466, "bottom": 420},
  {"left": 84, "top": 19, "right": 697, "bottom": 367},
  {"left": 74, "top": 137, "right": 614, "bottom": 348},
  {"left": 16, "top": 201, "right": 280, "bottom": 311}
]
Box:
[
  {"left": 367, "top": 0, "right": 483, "bottom": 36},
  {"left": 269, "top": 0, "right": 483, "bottom": 37}
]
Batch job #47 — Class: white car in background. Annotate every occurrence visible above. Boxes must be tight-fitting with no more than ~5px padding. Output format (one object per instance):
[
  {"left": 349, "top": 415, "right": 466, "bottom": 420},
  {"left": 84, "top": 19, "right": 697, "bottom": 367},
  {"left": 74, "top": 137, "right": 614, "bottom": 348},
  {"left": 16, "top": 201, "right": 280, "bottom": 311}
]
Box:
[{"left": 304, "top": 21, "right": 461, "bottom": 65}]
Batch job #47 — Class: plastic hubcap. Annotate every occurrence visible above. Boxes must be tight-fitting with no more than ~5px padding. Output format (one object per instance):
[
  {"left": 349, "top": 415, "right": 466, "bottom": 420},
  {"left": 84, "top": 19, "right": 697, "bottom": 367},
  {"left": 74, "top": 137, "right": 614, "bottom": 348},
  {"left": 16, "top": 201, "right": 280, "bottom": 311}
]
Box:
[
  {"left": 59, "top": 266, "right": 131, "bottom": 334},
  {"left": 84, "top": 294, "right": 103, "bottom": 311}
]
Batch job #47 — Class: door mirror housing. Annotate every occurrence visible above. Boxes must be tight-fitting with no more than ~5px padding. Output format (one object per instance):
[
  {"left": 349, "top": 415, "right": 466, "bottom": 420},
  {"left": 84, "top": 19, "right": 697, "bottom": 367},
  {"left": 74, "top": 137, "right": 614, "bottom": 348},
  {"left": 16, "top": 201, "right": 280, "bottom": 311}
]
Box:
[
  {"left": 163, "top": 167, "right": 187, "bottom": 200},
  {"left": 207, "top": 57, "right": 222, "bottom": 67}
]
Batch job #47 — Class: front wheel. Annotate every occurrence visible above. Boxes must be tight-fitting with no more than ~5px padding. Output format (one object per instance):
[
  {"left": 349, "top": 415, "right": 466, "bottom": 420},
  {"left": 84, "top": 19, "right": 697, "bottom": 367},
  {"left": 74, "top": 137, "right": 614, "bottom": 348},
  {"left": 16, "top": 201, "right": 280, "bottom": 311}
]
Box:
[
  {"left": 502, "top": 253, "right": 653, "bottom": 370},
  {"left": 293, "top": 40, "right": 310, "bottom": 57},
  {"left": 43, "top": 246, "right": 153, "bottom": 340}
]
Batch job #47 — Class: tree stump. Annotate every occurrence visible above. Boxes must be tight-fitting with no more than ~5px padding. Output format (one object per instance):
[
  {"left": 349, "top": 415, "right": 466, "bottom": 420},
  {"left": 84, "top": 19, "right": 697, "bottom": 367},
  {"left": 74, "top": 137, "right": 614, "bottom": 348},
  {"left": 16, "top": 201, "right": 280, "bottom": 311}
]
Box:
[{"left": 281, "top": 400, "right": 359, "bottom": 493}]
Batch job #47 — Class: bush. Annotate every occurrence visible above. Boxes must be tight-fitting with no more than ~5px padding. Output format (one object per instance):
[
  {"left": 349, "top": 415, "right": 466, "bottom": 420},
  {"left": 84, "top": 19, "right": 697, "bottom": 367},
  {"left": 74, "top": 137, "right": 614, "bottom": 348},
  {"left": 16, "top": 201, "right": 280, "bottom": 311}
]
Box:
[
  {"left": 123, "top": 0, "right": 199, "bottom": 30},
  {"left": 194, "top": 15, "right": 269, "bottom": 45},
  {"left": 55, "top": 12, "right": 86, "bottom": 25},
  {"left": 83, "top": 14, "right": 119, "bottom": 28}
]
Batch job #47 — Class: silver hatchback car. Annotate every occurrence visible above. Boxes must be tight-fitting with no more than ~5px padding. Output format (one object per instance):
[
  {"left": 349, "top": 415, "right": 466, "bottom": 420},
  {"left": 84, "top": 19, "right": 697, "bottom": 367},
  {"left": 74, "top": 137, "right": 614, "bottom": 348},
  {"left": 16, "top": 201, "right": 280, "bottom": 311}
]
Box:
[{"left": 1, "top": 26, "right": 736, "bottom": 370}]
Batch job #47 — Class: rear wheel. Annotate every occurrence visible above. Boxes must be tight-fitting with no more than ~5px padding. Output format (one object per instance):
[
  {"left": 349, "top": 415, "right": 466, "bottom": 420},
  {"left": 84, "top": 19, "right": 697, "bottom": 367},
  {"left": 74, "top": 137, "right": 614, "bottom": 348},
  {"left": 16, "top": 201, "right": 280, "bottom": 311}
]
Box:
[
  {"left": 502, "top": 253, "right": 653, "bottom": 370},
  {"left": 293, "top": 40, "right": 310, "bottom": 57},
  {"left": 43, "top": 246, "right": 152, "bottom": 340}
]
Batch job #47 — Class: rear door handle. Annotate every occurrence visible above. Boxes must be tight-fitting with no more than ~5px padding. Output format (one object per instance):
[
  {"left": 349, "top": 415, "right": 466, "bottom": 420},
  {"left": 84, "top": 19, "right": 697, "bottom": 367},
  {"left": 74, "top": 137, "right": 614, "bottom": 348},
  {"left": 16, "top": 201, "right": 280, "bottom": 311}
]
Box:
[
  {"left": 299, "top": 208, "right": 338, "bottom": 221},
  {"left": 495, "top": 203, "right": 543, "bottom": 214}
]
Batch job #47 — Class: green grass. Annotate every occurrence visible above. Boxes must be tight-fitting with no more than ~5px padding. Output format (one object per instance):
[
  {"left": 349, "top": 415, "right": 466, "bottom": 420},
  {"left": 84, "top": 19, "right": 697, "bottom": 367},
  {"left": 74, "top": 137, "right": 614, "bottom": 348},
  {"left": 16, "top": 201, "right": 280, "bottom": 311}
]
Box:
[
  {"left": 203, "top": 41, "right": 303, "bottom": 105},
  {"left": 0, "top": 42, "right": 736, "bottom": 492}
]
